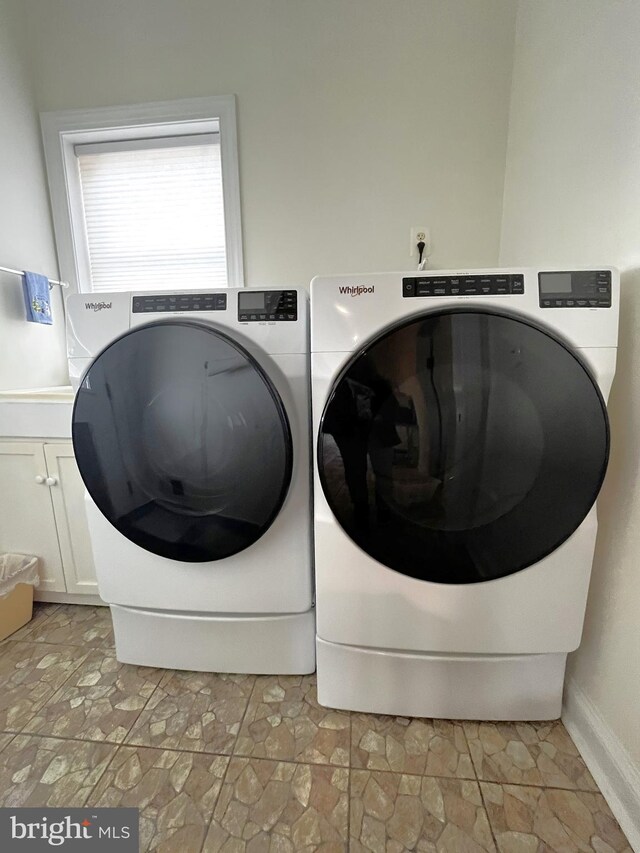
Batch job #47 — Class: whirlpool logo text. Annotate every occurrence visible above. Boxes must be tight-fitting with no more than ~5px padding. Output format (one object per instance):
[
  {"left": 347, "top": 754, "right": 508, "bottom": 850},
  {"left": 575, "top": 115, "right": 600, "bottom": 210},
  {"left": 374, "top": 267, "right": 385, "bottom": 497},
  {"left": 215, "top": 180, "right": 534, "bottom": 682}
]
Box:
[
  {"left": 338, "top": 285, "right": 375, "bottom": 297},
  {"left": 84, "top": 302, "right": 112, "bottom": 311}
]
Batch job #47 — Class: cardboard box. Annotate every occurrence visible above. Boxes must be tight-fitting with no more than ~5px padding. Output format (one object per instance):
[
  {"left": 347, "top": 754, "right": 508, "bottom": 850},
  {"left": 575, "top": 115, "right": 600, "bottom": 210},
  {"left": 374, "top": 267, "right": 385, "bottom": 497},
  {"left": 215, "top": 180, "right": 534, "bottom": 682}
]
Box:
[{"left": 0, "top": 582, "right": 34, "bottom": 641}]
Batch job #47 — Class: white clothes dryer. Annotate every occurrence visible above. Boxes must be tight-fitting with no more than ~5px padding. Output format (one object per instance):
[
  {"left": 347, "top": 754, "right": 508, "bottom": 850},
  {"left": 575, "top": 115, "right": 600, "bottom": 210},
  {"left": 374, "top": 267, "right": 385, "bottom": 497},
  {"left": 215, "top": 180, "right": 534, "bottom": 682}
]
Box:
[
  {"left": 67, "top": 287, "right": 314, "bottom": 674},
  {"left": 311, "top": 268, "right": 618, "bottom": 719}
]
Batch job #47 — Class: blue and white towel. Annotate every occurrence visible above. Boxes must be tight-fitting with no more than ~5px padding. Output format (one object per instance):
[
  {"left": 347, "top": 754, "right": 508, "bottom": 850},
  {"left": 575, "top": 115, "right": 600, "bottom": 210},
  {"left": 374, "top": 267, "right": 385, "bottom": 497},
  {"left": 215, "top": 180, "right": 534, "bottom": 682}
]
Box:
[{"left": 22, "top": 271, "right": 52, "bottom": 324}]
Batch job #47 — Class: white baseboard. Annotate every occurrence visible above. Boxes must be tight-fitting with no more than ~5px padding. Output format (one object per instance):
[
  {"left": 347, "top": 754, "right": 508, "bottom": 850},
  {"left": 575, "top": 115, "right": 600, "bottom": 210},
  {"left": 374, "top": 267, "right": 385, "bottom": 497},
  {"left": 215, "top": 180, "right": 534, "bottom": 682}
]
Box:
[
  {"left": 35, "top": 591, "right": 106, "bottom": 606},
  {"left": 563, "top": 677, "right": 640, "bottom": 852}
]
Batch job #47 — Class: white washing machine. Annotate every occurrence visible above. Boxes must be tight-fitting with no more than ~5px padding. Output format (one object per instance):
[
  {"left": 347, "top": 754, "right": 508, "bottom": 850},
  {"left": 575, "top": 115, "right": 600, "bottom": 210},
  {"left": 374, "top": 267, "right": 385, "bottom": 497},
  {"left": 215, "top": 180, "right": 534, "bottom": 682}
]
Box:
[
  {"left": 311, "top": 268, "right": 618, "bottom": 719},
  {"left": 66, "top": 287, "right": 315, "bottom": 674}
]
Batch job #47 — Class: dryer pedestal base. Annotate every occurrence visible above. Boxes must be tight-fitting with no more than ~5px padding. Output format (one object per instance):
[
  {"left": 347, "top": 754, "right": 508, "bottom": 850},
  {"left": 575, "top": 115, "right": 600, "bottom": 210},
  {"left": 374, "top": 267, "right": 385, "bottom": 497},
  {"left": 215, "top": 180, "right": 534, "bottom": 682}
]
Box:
[
  {"left": 110, "top": 604, "right": 316, "bottom": 674},
  {"left": 316, "top": 637, "right": 566, "bottom": 720}
]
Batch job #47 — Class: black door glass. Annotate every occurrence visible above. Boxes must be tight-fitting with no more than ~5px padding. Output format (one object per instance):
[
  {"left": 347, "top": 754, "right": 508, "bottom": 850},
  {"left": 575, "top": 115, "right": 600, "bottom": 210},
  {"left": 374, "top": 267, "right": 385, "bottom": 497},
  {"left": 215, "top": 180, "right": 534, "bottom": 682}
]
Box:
[
  {"left": 73, "top": 321, "right": 293, "bottom": 562},
  {"left": 318, "top": 309, "right": 609, "bottom": 584}
]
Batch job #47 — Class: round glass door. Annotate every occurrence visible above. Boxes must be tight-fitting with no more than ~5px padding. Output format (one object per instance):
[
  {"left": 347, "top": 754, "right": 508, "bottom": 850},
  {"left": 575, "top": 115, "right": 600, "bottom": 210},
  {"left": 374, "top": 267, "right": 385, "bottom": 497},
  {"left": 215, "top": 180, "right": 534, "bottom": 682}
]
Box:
[
  {"left": 318, "top": 309, "right": 609, "bottom": 583},
  {"left": 73, "top": 320, "right": 293, "bottom": 562}
]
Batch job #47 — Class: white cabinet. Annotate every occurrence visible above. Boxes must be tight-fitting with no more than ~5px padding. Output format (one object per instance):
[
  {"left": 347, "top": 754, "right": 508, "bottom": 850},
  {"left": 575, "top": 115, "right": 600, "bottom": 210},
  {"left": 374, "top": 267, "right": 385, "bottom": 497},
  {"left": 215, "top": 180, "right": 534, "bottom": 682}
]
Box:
[
  {"left": 0, "top": 441, "right": 98, "bottom": 597},
  {"left": 43, "top": 444, "right": 98, "bottom": 595},
  {"left": 0, "top": 443, "right": 66, "bottom": 592}
]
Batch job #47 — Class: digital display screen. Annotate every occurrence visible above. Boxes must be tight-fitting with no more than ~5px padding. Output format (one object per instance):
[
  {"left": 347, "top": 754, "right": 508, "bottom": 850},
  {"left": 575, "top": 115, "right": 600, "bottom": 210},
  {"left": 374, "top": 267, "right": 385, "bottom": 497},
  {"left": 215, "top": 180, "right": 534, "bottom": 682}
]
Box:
[
  {"left": 239, "top": 293, "right": 266, "bottom": 311},
  {"left": 540, "top": 273, "right": 572, "bottom": 294}
]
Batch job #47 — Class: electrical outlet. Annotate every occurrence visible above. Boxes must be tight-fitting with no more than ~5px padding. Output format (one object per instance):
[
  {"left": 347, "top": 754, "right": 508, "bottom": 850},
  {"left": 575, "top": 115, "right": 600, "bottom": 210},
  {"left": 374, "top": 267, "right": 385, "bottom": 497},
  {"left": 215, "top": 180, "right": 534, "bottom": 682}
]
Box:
[{"left": 410, "top": 227, "right": 430, "bottom": 258}]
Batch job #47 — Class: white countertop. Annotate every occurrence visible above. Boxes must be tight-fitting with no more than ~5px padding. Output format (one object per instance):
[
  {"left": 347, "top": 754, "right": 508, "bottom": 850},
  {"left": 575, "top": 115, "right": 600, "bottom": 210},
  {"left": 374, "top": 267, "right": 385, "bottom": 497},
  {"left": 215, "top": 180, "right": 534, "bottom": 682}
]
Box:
[
  {"left": 0, "top": 385, "right": 74, "bottom": 401},
  {"left": 0, "top": 386, "right": 74, "bottom": 438}
]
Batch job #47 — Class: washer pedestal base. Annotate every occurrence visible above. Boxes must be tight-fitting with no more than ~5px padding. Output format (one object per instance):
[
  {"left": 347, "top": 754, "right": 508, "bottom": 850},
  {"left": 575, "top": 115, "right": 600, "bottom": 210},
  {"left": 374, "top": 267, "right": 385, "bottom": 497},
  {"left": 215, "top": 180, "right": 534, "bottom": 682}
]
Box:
[
  {"left": 316, "top": 637, "right": 566, "bottom": 720},
  {"left": 110, "top": 604, "right": 316, "bottom": 674}
]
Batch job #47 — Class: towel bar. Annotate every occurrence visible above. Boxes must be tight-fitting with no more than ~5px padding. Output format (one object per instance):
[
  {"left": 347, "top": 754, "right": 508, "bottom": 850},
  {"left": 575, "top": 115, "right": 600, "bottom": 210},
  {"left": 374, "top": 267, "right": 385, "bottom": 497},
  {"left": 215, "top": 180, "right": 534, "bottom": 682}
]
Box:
[{"left": 0, "top": 265, "right": 69, "bottom": 289}]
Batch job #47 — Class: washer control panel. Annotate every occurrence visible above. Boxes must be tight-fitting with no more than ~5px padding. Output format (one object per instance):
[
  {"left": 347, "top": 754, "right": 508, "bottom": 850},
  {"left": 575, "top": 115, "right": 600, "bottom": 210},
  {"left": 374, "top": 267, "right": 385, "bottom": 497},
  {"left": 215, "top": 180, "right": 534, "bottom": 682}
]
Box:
[
  {"left": 539, "top": 270, "right": 611, "bottom": 308},
  {"left": 402, "top": 274, "right": 524, "bottom": 298},
  {"left": 132, "top": 293, "right": 227, "bottom": 313},
  {"left": 238, "top": 290, "right": 297, "bottom": 322}
]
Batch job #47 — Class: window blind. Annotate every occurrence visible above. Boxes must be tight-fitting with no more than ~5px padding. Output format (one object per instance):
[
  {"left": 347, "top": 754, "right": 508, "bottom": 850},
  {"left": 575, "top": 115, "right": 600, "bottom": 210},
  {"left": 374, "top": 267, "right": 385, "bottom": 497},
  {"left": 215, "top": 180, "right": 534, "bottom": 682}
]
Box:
[{"left": 76, "top": 138, "right": 227, "bottom": 292}]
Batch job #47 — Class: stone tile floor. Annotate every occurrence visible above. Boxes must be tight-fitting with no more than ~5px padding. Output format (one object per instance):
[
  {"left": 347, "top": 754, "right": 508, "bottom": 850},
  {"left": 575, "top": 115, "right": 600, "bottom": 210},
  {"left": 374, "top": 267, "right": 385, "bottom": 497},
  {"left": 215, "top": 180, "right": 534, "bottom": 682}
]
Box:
[{"left": 0, "top": 602, "right": 633, "bottom": 852}]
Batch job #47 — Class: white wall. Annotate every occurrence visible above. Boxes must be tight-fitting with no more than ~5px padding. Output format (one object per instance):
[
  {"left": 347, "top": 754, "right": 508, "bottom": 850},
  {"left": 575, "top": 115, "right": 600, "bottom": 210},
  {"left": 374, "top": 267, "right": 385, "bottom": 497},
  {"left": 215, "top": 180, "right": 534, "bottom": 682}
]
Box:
[
  {"left": 501, "top": 0, "right": 640, "bottom": 838},
  {"left": 21, "top": 0, "right": 517, "bottom": 286},
  {"left": 0, "top": 0, "right": 68, "bottom": 390}
]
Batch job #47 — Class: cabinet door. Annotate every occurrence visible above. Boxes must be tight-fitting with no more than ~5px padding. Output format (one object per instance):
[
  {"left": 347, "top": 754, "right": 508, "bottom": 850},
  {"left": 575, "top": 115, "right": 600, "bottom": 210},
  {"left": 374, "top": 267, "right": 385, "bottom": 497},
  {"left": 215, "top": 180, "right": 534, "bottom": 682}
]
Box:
[
  {"left": 44, "top": 444, "right": 98, "bottom": 595},
  {"left": 0, "top": 442, "right": 66, "bottom": 592}
]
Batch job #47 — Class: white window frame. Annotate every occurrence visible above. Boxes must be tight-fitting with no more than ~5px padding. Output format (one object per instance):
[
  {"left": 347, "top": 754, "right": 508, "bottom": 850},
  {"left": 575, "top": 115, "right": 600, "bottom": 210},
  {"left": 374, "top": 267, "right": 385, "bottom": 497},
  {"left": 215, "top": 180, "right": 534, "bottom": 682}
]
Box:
[{"left": 41, "top": 95, "right": 244, "bottom": 293}]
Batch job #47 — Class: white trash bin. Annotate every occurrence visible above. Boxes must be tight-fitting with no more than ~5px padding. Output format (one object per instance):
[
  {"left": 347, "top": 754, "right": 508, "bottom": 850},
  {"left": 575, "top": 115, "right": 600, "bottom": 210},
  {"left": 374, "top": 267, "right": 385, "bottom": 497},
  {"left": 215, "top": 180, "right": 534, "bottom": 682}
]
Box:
[{"left": 0, "top": 554, "right": 40, "bottom": 641}]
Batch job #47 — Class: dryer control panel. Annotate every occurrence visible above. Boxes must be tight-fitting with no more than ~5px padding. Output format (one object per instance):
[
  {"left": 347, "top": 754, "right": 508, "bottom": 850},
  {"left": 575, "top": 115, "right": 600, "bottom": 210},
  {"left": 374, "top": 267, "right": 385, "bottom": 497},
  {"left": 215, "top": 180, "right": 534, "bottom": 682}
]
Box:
[
  {"left": 402, "top": 274, "right": 524, "bottom": 298},
  {"left": 238, "top": 290, "right": 297, "bottom": 322},
  {"left": 132, "top": 293, "right": 227, "bottom": 313},
  {"left": 538, "top": 270, "right": 611, "bottom": 308}
]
